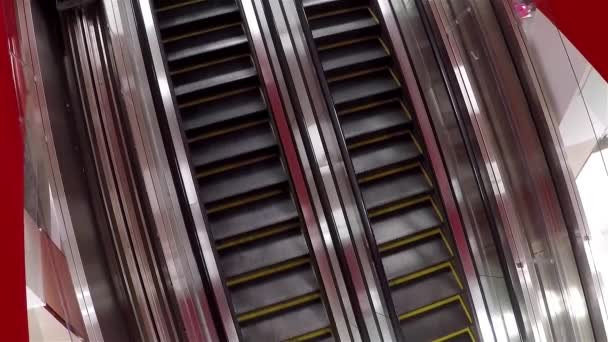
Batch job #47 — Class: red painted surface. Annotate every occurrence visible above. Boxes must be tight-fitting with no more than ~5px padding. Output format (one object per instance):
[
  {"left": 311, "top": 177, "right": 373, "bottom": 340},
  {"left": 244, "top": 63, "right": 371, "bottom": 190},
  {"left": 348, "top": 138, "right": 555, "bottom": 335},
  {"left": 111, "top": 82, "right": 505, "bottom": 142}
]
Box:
[
  {"left": 536, "top": 0, "right": 608, "bottom": 81},
  {"left": 0, "top": 0, "right": 27, "bottom": 340}
]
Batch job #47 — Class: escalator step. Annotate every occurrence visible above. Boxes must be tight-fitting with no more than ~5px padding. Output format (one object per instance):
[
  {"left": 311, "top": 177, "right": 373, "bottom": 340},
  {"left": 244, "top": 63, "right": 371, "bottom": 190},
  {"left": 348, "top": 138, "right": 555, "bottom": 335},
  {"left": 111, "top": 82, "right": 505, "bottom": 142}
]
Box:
[
  {"left": 340, "top": 100, "right": 411, "bottom": 142},
  {"left": 370, "top": 200, "right": 441, "bottom": 246},
  {"left": 309, "top": 7, "right": 379, "bottom": 45},
  {"left": 173, "top": 57, "right": 257, "bottom": 99},
  {"left": 399, "top": 296, "right": 472, "bottom": 341},
  {"left": 350, "top": 133, "right": 422, "bottom": 176},
  {"left": 240, "top": 301, "right": 330, "bottom": 342},
  {"left": 164, "top": 24, "right": 248, "bottom": 67},
  {"left": 156, "top": 0, "right": 205, "bottom": 13},
  {"left": 361, "top": 167, "right": 432, "bottom": 210},
  {"left": 208, "top": 194, "right": 299, "bottom": 241},
  {"left": 158, "top": 2, "right": 239, "bottom": 32},
  {"left": 230, "top": 265, "right": 318, "bottom": 315},
  {"left": 189, "top": 121, "right": 276, "bottom": 169},
  {"left": 329, "top": 68, "right": 400, "bottom": 108},
  {"left": 181, "top": 87, "right": 266, "bottom": 135},
  {"left": 320, "top": 37, "right": 390, "bottom": 77},
  {"left": 199, "top": 157, "right": 287, "bottom": 204},
  {"left": 303, "top": 0, "right": 355, "bottom": 16},
  {"left": 382, "top": 235, "right": 451, "bottom": 280},
  {"left": 390, "top": 267, "right": 461, "bottom": 316},
  {"left": 219, "top": 231, "right": 309, "bottom": 279}
]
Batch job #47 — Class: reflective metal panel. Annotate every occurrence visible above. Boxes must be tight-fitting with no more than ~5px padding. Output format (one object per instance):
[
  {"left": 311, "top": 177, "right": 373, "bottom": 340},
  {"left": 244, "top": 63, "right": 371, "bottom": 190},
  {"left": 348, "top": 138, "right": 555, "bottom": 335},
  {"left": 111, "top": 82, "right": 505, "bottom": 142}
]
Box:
[
  {"left": 104, "top": 0, "right": 229, "bottom": 341},
  {"left": 414, "top": 0, "right": 597, "bottom": 340},
  {"left": 239, "top": 0, "right": 359, "bottom": 340},
  {"left": 374, "top": 1, "right": 495, "bottom": 340},
  {"left": 264, "top": 0, "right": 417, "bottom": 339}
]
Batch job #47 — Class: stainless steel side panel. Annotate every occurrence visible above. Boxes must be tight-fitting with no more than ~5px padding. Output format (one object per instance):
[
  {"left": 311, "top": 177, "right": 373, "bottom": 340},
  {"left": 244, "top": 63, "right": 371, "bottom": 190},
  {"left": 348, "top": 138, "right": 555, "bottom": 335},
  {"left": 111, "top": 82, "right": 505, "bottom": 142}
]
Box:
[{"left": 264, "top": 1, "right": 400, "bottom": 340}]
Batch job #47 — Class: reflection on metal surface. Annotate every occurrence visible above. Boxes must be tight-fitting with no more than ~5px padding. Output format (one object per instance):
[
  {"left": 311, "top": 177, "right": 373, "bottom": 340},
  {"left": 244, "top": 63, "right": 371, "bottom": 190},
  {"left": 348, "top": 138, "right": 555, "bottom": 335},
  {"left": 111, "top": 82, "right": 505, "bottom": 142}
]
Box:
[
  {"left": 14, "top": 0, "right": 104, "bottom": 339},
  {"left": 416, "top": 0, "right": 597, "bottom": 340},
  {"left": 265, "top": 0, "right": 420, "bottom": 339},
  {"left": 240, "top": 0, "right": 358, "bottom": 339},
  {"left": 114, "top": 0, "right": 230, "bottom": 341},
  {"left": 377, "top": 0, "right": 495, "bottom": 340},
  {"left": 492, "top": 0, "right": 608, "bottom": 339}
]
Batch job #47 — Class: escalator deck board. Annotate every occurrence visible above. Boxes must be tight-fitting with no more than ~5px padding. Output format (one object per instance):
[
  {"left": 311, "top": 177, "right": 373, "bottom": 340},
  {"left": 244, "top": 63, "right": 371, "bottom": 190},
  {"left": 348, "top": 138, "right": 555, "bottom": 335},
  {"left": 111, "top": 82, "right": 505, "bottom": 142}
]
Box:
[
  {"left": 154, "top": 0, "right": 334, "bottom": 339},
  {"left": 303, "top": 0, "right": 475, "bottom": 338}
]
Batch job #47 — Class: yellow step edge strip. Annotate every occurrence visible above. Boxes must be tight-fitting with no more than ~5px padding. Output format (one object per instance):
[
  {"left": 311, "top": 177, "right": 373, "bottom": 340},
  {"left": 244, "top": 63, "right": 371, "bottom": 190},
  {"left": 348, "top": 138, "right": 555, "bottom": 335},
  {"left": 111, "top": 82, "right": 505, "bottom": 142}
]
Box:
[
  {"left": 358, "top": 162, "right": 422, "bottom": 184},
  {"left": 433, "top": 327, "right": 475, "bottom": 342},
  {"left": 431, "top": 198, "right": 445, "bottom": 223},
  {"left": 283, "top": 327, "right": 332, "bottom": 342},
  {"left": 388, "top": 260, "right": 464, "bottom": 291},
  {"left": 338, "top": 97, "right": 407, "bottom": 117},
  {"left": 216, "top": 221, "right": 300, "bottom": 252},
  {"left": 378, "top": 228, "right": 442, "bottom": 254},
  {"left": 226, "top": 257, "right": 310, "bottom": 287},
  {"left": 369, "top": 194, "right": 432, "bottom": 219},
  {"left": 196, "top": 153, "right": 275, "bottom": 179},
  {"left": 389, "top": 261, "right": 451, "bottom": 288},
  {"left": 307, "top": 6, "right": 372, "bottom": 21},
  {"left": 440, "top": 230, "right": 455, "bottom": 257},
  {"left": 327, "top": 66, "right": 387, "bottom": 83},
  {"left": 238, "top": 292, "right": 321, "bottom": 323},
  {"left": 318, "top": 36, "right": 383, "bottom": 52},
  {"left": 398, "top": 294, "right": 472, "bottom": 324},
  {"left": 170, "top": 53, "right": 251, "bottom": 76},
  {"left": 179, "top": 86, "right": 259, "bottom": 109},
  {"left": 207, "top": 189, "right": 283, "bottom": 214},
  {"left": 348, "top": 130, "right": 412, "bottom": 150},
  {"left": 163, "top": 22, "right": 241, "bottom": 44},
  {"left": 156, "top": 0, "right": 206, "bottom": 13},
  {"left": 188, "top": 119, "right": 267, "bottom": 144}
]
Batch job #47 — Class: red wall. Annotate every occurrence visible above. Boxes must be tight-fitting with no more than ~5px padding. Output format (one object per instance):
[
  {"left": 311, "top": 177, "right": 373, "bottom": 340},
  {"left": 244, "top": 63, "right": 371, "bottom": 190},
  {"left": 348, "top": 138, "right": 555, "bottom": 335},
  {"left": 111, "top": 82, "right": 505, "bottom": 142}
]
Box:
[
  {"left": 536, "top": 0, "right": 608, "bottom": 81},
  {"left": 0, "top": 0, "right": 27, "bottom": 340}
]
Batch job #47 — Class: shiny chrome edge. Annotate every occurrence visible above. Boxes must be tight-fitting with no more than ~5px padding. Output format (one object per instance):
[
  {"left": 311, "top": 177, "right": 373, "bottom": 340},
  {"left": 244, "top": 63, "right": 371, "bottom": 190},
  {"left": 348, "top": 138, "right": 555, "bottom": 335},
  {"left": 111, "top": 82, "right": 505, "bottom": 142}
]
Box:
[
  {"left": 420, "top": 0, "right": 596, "bottom": 340},
  {"left": 101, "top": 0, "right": 223, "bottom": 340},
  {"left": 68, "top": 11, "right": 179, "bottom": 341},
  {"left": 490, "top": 0, "right": 608, "bottom": 340},
  {"left": 386, "top": 0, "right": 526, "bottom": 340},
  {"left": 14, "top": 1, "right": 105, "bottom": 340},
  {"left": 266, "top": 0, "right": 396, "bottom": 340},
  {"left": 240, "top": 1, "right": 359, "bottom": 339},
  {"left": 375, "top": 0, "right": 495, "bottom": 340}
]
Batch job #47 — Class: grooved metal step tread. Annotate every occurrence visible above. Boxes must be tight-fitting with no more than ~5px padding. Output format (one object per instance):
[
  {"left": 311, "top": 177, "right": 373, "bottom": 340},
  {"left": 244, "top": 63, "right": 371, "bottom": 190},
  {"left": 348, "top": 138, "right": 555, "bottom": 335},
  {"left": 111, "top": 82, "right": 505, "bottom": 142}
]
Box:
[
  {"left": 240, "top": 301, "right": 330, "bottom": 342},
  {"left": 329, "top": 68, "right": 400, "bottom": 108},
  {"left": 390, "top": 267, "right": 462, "bottom": 317},
  {"left": 320, "top": 38, "right": 389, "bottom": 77},
  {"left": 399, "top": 296, "right": 472, "bottom": 341},
  {"left": 165, "top": 24, "right": 247, "bottom": 65},
  {"left": 199, "top": 157, "right": 287, "bottom": 204},
  {"left": 209, "top": 193, "right": 299, "bottom": 241},
  {"left": 310, "top": 7, "right": 378, "bottom": 45},
  {"left": 382, "top": 235, "right": 452, "bottom": 280},
  {"left": 340, "top": 99, "right": 411, "bottom": 142},
  {"left": 230, "top": 265, "right": 318, "bottom": 315},
  {"left": 158, "top": 2, "right": 239, "bottom": 31},
  {"left": 189, "top": 121, "right": 276, "bottom": 168},
  {"left": 174, "top": 57, "right": 257, "bottom": 97},
  {"left": 361, "top": 167, "right": 432, "bottom": 210},
  {"left": 156, "top": 0, "right": 205, "bottom": 13},
  {"left": 350, "top": 134, "right": 422, "bottom": 175},
  {"left": 181, "top": 87, "right": 267, "bottom": 134},
  {"left": 219, "top": 231, "right": 309, "bottom": 279},
  {"left": 370, "top": 199, "right": 441, "bottom": 245},
  {"left": 303, "top": 0, "right": 353, "bottom": 15}
]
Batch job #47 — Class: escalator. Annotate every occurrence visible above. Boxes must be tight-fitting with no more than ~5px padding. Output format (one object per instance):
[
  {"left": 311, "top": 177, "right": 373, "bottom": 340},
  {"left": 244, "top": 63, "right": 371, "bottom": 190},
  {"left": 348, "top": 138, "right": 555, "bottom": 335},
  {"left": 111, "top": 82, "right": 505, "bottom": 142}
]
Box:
[
  {"left": 152, "top": 1, "right": 335, "bottom": 340},
  {"left": 300, "top": 0, "right": 477, "bottom": 340}
]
